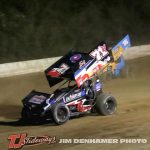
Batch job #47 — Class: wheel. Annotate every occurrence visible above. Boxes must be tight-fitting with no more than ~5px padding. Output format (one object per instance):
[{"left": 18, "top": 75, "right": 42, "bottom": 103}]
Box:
[
  {"left": 21, "top": 107, "right": 41, "bottom": 124},
  {"left": 21, "top": 107, "right": 32, "bottom": 121},
  {"left": 52, "top": 103, "right": 70, "bottom": 125},
  {"left": 96, "top": 94, "right": 117, "bottom": 115}
]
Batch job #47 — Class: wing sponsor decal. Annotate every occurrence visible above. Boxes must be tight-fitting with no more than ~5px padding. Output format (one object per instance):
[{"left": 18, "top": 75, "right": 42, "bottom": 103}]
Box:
[
  {"left": 74, "top": 60, "right": 107, "bottom": 87},
  {"left": 90, "top": 44, "right": 109, "bottom": 60},
  {"left": 29, "top": 95, "right": 47, "bottom": 104},
  {"left": 74, "top": 50, "right": 112, "bottom": 87},
  {"left": 70, "top": 54, "right": 82, "bottom": 63},
  {"left": 47, "top": 63, "right": 69, "bottom": 77}
]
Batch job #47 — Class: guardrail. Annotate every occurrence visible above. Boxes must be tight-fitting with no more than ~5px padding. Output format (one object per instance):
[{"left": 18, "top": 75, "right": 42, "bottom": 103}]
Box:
[
  {"left": 0, "top": 45, "right": 149, "bottom": 77},
  {"left": 0, "top": 57, "right": 61, "bottom": 77}
]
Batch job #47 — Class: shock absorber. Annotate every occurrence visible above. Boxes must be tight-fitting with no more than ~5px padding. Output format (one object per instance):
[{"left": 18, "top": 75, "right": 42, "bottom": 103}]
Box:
[{"left": 83, "top": 79, "right": 96, "bottom": 100}]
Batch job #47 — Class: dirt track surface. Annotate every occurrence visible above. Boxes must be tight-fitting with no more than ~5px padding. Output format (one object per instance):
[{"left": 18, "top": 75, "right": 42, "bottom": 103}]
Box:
[{"left": 0, "top": 56, "right": 150, "bottom": 150}]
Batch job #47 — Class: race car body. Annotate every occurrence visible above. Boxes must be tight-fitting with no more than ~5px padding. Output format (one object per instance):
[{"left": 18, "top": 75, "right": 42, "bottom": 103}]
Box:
[{"left": 21, "top": 35, "right": 131, "bottom": 125}]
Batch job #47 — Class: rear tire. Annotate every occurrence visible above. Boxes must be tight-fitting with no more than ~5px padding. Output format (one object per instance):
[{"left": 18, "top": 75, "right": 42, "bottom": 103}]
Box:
[
  {"left": 21, "top": 107, "right": 32, "bottom": 122},
  {"left": 21, "top": 107, "right": 28, "bottom": 119},
  {"left": 96, "top": 94, "right": 117, "bottom": 115},
  {"left": 52, "top": 103, "right": 70, "bottom": 125}
]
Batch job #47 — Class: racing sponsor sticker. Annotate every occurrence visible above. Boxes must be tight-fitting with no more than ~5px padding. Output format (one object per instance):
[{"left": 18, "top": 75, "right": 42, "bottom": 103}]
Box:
[
  {"left": 29, "top": 95, "right": 46, "bottom": 104},
  {"left": 74, "top": 60, "right": 107, "bottom": 87},
  {"left": 64, "top": 92, "right": 82, "bottom": 103},
  {"left": 79, "top": 60, "right": 86, "bottom": 68},
  {"left": 48, "top": 63, "right": 69, "bottom": 77},
  {"left": 112, "top": 46, "right": 124, "bottom": 61},
  {"left": 8, "top": 133, "right": 56, "bottom": 149},
  {"left": 90, "top": 44, "right": 108, "bottom": 60},
  {"left": 70, "top": 54, "right": 82, "bottom": 63}
]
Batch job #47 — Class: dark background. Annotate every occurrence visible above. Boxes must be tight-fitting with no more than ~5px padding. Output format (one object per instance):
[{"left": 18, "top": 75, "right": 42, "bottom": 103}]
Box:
[{"left": 0, "top": 0, "right": 150, "bottom": 63}]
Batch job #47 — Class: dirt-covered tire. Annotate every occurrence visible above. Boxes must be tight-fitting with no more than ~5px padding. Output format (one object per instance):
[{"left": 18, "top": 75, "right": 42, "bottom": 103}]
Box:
[
  {"left": 21, "top": 107, "right": 32, "bottom": 121},
  {"left": 52, "top": 103, "right": 70, "bottom": 125},
  {"left": 96, "top": 94, "right": 117, "bottom": 115}
]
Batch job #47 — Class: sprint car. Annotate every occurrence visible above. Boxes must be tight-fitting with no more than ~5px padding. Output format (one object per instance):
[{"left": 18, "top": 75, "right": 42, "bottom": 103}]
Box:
[{"left": 21, "top": 35, "right": 131, "bottom": 125}]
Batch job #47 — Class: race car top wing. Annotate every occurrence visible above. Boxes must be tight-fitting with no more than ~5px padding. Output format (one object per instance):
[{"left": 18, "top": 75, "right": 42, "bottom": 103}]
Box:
[
  {"left": 45, "top": 51, "right": 92, "bottom": 87},
  {"left": 74, "top": 42, "right": 111, "bottom": 87},
  {"left": 45, "top": 35, "right": 131, "bottom": 87},
  {"left": 74, "top": 35, "right": 131, "bottom": 87}
]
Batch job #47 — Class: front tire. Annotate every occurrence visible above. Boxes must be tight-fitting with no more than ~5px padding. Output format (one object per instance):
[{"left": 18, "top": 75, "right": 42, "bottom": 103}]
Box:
[
  {"left": 52, "top": 103, "right": 70, "bottom": 125},
  {"left": 96, "top": 94, "right": 117, "bottom": 115}
]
